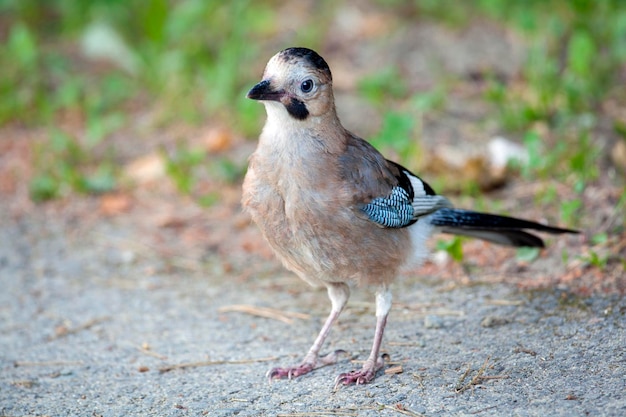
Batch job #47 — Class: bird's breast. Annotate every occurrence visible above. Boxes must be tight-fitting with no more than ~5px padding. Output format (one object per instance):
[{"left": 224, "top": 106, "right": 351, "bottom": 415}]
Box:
[
  {"left": 242, "top": 140, "right": 412, "bottom": 286},
  {"left": 242, "top": 151, "right": 354, "bottom": 275}
]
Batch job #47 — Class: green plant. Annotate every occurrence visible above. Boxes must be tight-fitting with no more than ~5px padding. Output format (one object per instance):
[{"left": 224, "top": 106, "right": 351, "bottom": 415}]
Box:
[
  {"left": 208, "top": 157, "right": 247, "bottom": 185},
  {"left": 358, "top": 67, "right": 408, "bottom": 105},
  {"left": 577, "top": 232, "right": 610, "bottom": 270},
  {"left": 162, "top": 143, "right": 206, "bottom": 195},
  {"left": 559, "top": 199, "right": 583, "bottom": 227},
  {"left": 30, "top": 130, "right": 117, "bottom": 201},
  {"left": 369, "top": 111, "right": 420, "bottom": 165},
  {"left": 0, "top": 0, "right": 299, "bottom": 128},
  {"left": 591, "top": 233, "right": 608, "bottom": 245},
  {"left": 584, "top": 252, "right": 609, "bottom": 269},
  {"left": 483, "top": 0, "right": 626, "bottom": 118},
  {"left": 162, "top": 142, "right": 244, "bottom": 207},
  {"left": 130, "top": 0, "right": 324, "bottom": 123},
  {"left": 0, "top": 23, "right": 47, "bottom": 124},
  {"left": 436, "top": 236, "right": 464, "bottom": 262},
  {"left": 411, "top": 87, "right": 446, "bottom": 113},
  {"left": 516, "top": 247, "right": 540, "bottom": 263},
  {"left": 568, "top": 132, "right": 600, "bottom": 192}
]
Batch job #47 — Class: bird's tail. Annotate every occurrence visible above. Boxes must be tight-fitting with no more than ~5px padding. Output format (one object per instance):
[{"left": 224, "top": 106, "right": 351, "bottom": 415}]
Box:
[{"left": 428, "top": 208, "right": 578, "bottom": 247}]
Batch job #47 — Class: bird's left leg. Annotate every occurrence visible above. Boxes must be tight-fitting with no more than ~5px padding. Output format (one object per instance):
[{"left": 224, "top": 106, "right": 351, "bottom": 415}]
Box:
[
  {"left": 268, "top": 282, "right": 349, "bottom": 380},
  {"left": 334, "top": 286, "right": 391, "bottom": 387}
]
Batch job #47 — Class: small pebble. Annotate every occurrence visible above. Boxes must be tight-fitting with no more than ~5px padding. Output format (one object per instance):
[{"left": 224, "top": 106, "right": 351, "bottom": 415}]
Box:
[
  {"left": 424, "top": 315, "right": 444, "bottom": 329},
  {"left": 480, "top": 315, "right": 511, "bottom": 328}
]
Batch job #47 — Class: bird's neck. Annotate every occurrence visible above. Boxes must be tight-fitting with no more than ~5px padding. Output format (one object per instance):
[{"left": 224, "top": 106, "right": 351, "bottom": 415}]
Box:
[{"left": 259, "top": 102, "right": 346, "bottom": 157}]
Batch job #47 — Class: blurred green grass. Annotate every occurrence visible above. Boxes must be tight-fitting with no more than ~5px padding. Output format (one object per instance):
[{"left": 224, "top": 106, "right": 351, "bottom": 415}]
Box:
[
  {"left": 0, "top": 0, "right": 281, "bottom": 129},
  {"left": 1, "top": 0, "right": 625, "bottom": 226}
]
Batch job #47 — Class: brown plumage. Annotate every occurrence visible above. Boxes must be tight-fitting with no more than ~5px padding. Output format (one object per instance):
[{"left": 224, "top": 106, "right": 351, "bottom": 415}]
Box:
[{"left": 242, "top": 47, "right": 578, "bottom": 387}]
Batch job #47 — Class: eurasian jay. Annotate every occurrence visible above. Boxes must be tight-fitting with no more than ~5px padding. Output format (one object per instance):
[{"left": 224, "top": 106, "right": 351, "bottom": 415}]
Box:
[{"left": 242, "top": 47, "right": 577, "bottom": 387}]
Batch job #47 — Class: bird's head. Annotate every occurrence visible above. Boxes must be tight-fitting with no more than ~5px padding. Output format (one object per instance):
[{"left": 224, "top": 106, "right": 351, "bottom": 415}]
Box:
[{"left": 247, "top": 47, "right": 335, "bottom": 121}]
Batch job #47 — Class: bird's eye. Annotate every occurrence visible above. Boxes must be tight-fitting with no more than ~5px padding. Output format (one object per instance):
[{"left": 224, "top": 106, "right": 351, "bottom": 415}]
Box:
[{"left": 300, "top": 79, "right": 315, "bottom": 93}]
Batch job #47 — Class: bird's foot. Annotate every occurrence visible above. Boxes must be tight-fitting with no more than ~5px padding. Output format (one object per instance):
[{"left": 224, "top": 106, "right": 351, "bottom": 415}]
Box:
[
  {"left": 267, "top": 350, "right": 346, "bottom": 381},
  {"left": 267, "top": 362, "right": 313, "bottom": 380},
  {"left": 333, "top": 354, "right": 387, "bottom": 388}
]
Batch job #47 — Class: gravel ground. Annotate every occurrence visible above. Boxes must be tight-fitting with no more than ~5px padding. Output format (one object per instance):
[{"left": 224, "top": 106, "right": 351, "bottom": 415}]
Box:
[{"left": 1, "top": 207, "right": 624, "bottom": 417}]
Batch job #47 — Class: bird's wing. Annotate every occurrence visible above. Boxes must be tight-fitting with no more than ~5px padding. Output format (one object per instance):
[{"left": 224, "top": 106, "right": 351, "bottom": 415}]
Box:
[
  {"left": 340, "top": 137, "right": 452, "bottom": 229},
  {"left": 360, "top": 160, "right": 452, "bottom": 228}
]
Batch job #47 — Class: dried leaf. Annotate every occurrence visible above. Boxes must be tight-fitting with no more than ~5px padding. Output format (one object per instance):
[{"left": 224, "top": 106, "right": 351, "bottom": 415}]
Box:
[
  {"left": 100, "top": 193, "right": 131, "bottom": 215},
  {"left": 203, "top": 127, "right": 234, "bottom": 153}
]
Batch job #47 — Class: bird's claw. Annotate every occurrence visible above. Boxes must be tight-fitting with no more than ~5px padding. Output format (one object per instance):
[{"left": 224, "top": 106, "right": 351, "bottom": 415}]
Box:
[
  {"left": 333, "top": 354, "right": 387, "bottom": 389},
  {"left": 267, "top": 350, "right": 347, "bottom": 382},
  {"left": 267, "top": 363, "right": 313, "bottom": 381}
]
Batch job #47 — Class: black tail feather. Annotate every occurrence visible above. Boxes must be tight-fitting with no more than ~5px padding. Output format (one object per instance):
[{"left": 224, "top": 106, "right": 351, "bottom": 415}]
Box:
[{"left": 430, "top": 208, "right": 579, "bottom": 248}]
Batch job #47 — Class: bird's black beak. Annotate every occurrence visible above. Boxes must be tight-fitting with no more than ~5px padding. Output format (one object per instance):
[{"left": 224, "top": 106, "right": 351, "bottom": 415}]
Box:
[{"left": 247, "top": 80, "right": 284, "bottom": 101}]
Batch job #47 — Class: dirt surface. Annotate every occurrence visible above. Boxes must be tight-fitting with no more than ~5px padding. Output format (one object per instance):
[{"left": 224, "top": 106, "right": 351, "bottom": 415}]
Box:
[
  {"left": 1, "top": 5, "right": 625, "bottom": 416},
  {"left": 1, "top": 200, "right": 624, "bottom": 416}
]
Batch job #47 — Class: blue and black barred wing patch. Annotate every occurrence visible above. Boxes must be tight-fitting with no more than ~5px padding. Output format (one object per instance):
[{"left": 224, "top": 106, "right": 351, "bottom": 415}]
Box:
[
  {"left": 360, "top": 186, "right": 415, "bottom": 228},
  {"left": 359, "top": 166, "right": 453, "bottom": 229}
]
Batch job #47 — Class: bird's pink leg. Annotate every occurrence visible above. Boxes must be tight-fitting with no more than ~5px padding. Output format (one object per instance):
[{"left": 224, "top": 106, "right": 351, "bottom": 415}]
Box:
[
  {"left": 268, "top": 282, "right": 349, "bottom": 380},
  {"left": 334, "top": 287, "right": 391, "bottom": 387}
]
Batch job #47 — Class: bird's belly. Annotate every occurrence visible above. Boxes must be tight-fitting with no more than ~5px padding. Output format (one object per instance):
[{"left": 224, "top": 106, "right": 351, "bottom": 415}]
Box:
[
  {"left": 244, "top": 182, "right": 410, "bottom": 286},
  {"left": 246, "top": 192, "right": 341, "bottom": 281}
]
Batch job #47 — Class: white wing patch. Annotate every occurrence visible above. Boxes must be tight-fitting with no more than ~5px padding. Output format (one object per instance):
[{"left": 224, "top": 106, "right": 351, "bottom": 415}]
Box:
[
  {"left": 405, "top": 170, "right": 427, "bottom": 196},
  {"left": 403, "top": 170, "right": 453, "bottom": 217}
]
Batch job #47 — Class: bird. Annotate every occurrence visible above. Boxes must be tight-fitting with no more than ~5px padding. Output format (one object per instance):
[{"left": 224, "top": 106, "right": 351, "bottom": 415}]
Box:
[{"left": 242, "top": 47, "right": 578, "bottom": 388}]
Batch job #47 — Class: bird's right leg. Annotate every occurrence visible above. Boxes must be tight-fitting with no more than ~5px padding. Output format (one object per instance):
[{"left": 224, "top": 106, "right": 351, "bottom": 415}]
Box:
[
  {"left": 268, "top": 282, "right": 349, "bottom": 380},
  {"left": 334, "top": 286, "right": 392, "bottom": 387}
]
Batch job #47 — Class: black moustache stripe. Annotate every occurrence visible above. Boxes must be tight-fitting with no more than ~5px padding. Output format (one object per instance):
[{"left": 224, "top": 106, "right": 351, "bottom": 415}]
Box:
[{"left": 286, "top": 98, "right": 309, "bottom": 120}]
